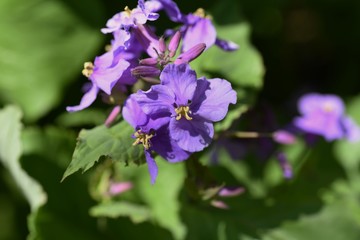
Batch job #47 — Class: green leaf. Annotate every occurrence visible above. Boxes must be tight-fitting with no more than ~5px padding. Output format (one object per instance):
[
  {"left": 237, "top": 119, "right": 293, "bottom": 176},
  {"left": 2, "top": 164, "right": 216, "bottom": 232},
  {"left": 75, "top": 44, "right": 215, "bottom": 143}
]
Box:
[
  {"left": 90, "top": 201, "right": 151, "bottom": 223},
  {"left": 62, "top": 121, "right": 144, "bottom": 180},
  {"left": 137, "top": 157, "right": 187, "bottom": 240},
  {"left": 334, "top": 95, "right": 360, "bottom": 171},
  {"left": 55, "top": 109, "right": 107, "bottom": 128},
  {"left": 0, "top": 105, "right": 46, "bottom": 211},
  {"left": 262, "top": 198, "right": 360, "bottom": 240},
  {"left": 191, "top": 22, "right": 265, "bottom": 89},
  {"left": 0, "top": 0, "right": 104, "bottom": 121}
]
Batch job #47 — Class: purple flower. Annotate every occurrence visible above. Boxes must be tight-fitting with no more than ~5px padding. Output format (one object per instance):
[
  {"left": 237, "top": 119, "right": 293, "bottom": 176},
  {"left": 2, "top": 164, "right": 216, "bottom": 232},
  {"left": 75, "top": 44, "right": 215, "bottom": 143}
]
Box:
[
  {"left": 133, "top": 64, "right": 237, "bottom": 152},
  {"left": 156, "top": 1, "right": 238, "bottom": 51},
  {"left": 101, "top": 0, "right": 161, "bottom": 34},
  {"left": 122, "top": 96, "right": 190, "bottom": 184},
  {"left": 294, "top": 93, "right": 360, "bottom": 142},
  {"left": 66, "top": 51, "right": 130, "bottom": 112}
]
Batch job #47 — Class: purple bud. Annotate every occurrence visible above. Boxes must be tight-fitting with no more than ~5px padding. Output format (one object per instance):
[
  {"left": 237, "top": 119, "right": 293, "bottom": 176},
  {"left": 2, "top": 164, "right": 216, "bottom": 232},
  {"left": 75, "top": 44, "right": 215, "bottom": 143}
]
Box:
[
  {"left": 159, "top": 37, "right": 166, "bottom": 53},
  {"left": 131, "top": 66, "right": 160, "bottom": 78},
  {"left": 218, "top": 187, "right": 245, "bottom": 197},
  {"left": 108, "top": 181, "right": 133, "bottom": 196},
  {"left": 174, "top": 43, "right": 206, "bottom": 64},
  {"left": 105, "top": 105, "right": 121, "bottom": 127},
  {"left": 168, "top": 31, "right": 181, "bottom": 58},
  {"left": 210, "top": 200, "right": 228, "bottom": 209},
  {"left": 139, "top": 57, "right": 158, "bottom": 66},
  {"left": 273, "top": 130, "right": 296, "bottom": 145},
  {"left": 276, "top": 152, "right": 293, "bottom": 179}
]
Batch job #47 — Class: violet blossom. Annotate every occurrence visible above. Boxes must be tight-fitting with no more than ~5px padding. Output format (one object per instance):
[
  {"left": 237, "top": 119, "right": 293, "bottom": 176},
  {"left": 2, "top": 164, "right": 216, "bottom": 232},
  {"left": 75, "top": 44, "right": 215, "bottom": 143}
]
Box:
[
  {"left": 294, "top": 93, "right": 360, "bottom": 142},
  {"left": 133, "top": 63, "right": 237, "bottom": 152},
  {"left": 156, "top": 0, "right": 238, "bottom": 51},
  {"left": 122, "top": 96, "right": 190, "bottom": 184},
  {"left": 101, "top": 0, "right": 161, "bottom": 34}
]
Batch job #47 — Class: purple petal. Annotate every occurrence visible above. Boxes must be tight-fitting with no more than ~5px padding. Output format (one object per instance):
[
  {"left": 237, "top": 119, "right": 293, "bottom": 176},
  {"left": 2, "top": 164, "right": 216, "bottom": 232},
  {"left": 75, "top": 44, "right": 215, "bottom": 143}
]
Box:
[
  {"left": 298, "top": 93, "right": 344, "bottom": 116},
  {"left": 133, "top": 84, "right": 175, "bottom": 116},
  {"left": 133, "top": 24, "right": 159, "bottom": 58},
  {"left": 342, "top": 117, "right": 360, "bottom": 142},
  {"left": 169, "top": 118, "right": 214, "bottom": 152},
  {"left": 66, "top": 83, "right": 99, "bottom": 112},
  {"left": 145, "top": 0, "right": 163, "bottom": 13},
  {"left": 122, "top": 96, "right": 149, "bottom": 128},
  {"left": 155, "top": 0, "right": 183, "bottom": 22},
  {"left": 294, "top": 111, "right": 344, "bottom": 141},
  {"left": 91, "top": 52, "right": 130, "bottom": 95},
  {"left": 215, "top": 38, "right": 239, "bottom": 51},
  {"left": 192, "top": 78, "right": 237, "bottom": 122},
  {"left": 145, "top": 150, "right": 158, "bottom": 184},
  {"left": 151, "top": 126, "right": 191, "bottom": 162},
  {"left": 160, "top": 64, "right": 197, "bottom": 106},
  {"left": 182, "top": 17, "right": 216, "bottom": 52}
]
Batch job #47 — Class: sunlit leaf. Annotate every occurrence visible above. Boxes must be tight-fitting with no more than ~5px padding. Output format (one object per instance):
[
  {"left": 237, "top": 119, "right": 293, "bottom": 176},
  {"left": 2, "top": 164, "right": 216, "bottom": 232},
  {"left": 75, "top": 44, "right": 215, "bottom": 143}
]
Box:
[{"left": 62, "top": 121, "right": 144, "bottom": 180}]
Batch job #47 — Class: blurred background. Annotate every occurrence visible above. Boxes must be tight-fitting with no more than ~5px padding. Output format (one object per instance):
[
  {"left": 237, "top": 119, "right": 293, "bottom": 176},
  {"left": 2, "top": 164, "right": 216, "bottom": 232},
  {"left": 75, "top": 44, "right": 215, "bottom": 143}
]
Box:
[{"left": 1, "top": 0, "right": 360, "bottom": 239}]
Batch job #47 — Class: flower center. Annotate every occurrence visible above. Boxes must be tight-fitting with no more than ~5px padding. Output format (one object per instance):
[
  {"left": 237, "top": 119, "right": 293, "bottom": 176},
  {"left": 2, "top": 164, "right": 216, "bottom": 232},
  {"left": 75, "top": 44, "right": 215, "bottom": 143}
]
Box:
[
  {"left": 175, "top": 105, "right": 193, "bottom": 120},
  {"left": 82, "top": 62, "right": 94, "bottom": 77},
  {"left": 323, "top": 102, "right": 334, "bottom": 112},
  {"left": 132, "top": 130, "right": 154, "bottom": 150}
]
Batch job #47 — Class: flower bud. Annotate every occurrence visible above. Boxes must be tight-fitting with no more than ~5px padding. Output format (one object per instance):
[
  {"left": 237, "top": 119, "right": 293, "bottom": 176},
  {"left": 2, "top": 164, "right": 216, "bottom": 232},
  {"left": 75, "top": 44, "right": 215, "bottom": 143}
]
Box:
[
  {"left": 276, "top": 152, "right": 292, "bottom": 179},
  {"left": 174, "top": 43, "right": 206, "bottom": 64},
  {"left": 218, "top": 187, "right": 245, "bottom": 197},
  {"left": 139, "top": 57, "right": 158, "bottom": 66},
  {"left": 131, "top": 66, "right": 160, "bottom": 78},
  {"left": 168, "top": 31, "right": 181, "bottom": 58},
  {"left": 273, "top": 130, "right": 296, "bottom": 145},
  {"left": 105, "top": 106, "right": 121, "bottom": 127},
  {"left": 108, "top": 181, "right": 133, "bottom": 196},
  {"left": 159, "top": 37, "right": 166, "bottom": 53}
]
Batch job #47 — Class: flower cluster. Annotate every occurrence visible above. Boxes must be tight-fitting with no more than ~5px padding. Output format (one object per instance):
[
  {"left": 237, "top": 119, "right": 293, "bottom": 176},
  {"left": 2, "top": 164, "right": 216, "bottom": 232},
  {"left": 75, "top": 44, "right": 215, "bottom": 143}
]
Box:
[{"left": 67, "top": 0, "right": 238, "bottom": 183}]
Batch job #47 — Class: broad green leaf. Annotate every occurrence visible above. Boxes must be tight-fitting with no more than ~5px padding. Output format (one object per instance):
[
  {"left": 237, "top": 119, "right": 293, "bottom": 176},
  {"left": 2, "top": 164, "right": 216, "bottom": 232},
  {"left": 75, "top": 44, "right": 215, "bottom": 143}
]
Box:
[
  {"left": 0, "top": 106, "right": 46, "bottom": 211},
  {"left": 137, "top": 157, "right": 187, "bottom": 240},
  {"left": 62, "top": 121, "right": 144, "bottom": 180},
  {"left": 90, "top": 201, "right": 151, "bottom": 223},
  {"left": 334, "top": 95, "right": 360, "bottom": 171},
  {"left": 191, "top": 22, "right": 265, "bottom": 89},
  {"left": 0, "top": 0, "right": 104, "bottom": 121},
  {"left": 262, "top": 198, "right": 360, "bottom": 240}
]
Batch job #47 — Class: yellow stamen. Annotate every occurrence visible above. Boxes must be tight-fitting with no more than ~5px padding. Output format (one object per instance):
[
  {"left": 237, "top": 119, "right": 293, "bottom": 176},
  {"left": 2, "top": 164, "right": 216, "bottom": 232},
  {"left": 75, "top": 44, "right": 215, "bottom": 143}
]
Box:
[
  {"left": 175, "top": 106, "right": 192, "bottom": 120},
  {"left": 132, "top": 130, "right": 154, "bottom": 150},
  {"left": 82, "top": 62, "right": 94, "bottom": 77},
  {"left": 124, "top": 6, "right": 132, "bottom": 16},
  {"left": 194, "top": 8, "right": 206, "bottom": 18}
]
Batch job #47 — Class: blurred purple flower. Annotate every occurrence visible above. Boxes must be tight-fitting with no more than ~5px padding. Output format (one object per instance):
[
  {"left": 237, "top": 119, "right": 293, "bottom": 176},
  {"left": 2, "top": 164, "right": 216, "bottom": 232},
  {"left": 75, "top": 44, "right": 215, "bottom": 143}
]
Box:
[
  {"left": 133, "top": 63, "right": 237, "bottom": 152},
  {"left": 294, "top": 93, "right": 360, "bottom": 142},
  {"left": 123, "top": 96, "right": 190, "bottom": 184}
]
